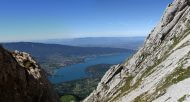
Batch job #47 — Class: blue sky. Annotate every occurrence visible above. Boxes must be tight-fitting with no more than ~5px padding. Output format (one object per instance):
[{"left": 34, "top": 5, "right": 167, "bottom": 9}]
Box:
[{"left": 0, "top": 0, "right": 173, "bottom": 42}]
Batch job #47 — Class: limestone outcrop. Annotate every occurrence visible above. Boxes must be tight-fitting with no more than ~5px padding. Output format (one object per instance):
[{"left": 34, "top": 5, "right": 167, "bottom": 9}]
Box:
[{"left": 84, "top": 0, "right": 190, "bottom": 101}]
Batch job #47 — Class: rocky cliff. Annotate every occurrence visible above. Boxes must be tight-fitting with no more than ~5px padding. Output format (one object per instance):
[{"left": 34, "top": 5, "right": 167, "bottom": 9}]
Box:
[
  {"left": 84, "top": 0, "right": 190, "bottom": 102},
  {"left": 0, "top": 46, "right": 60, "bottom": 102}
]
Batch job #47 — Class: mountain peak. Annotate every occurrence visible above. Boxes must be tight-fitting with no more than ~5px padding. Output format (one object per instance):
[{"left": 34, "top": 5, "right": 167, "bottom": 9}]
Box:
[{"left": 84, "top": 0, "right": 190, "bottom": 101}]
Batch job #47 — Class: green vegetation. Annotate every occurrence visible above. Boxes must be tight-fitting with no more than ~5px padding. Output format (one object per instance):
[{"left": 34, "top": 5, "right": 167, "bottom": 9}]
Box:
[
  {"left": 60, "top": 11, "right": 190, "bottom": 102},
  {"left": 153, "top": 66, "right": 190, "bottom": 99},
  {"left": 133, "top": 92, "right": 148, "bottom": 102},
  {"left": 173, "top": 24, "right": 190, "bottom": 51},
  {"left": 3, "top": 42, "right": 132, "bottom": 75},
  {"left": 40, "top": 56, "right": 85, "bottom": 75},
  {"left": 55, "top": 77, "right": 101, "bottom": 100},
  {"left": 109, "top": 76, "right": 133, "bottom": 102},
  {"left": 178, "top": 95, "right": 190, "bottom": 102},
  {"left": 23, "top": 61, "right": 33, "bottom": 68},
  {"left": 120, "top": 76, "right": 133, "bottom": 94},
  {"left": 55, "top": 64, "right": 112, "bottom": 101},
  {"left": 110, "top": 28, "right": 190, "bottom": 101},
  {"left": 60, "top": 95, "right": 78, "bottom": 102}
]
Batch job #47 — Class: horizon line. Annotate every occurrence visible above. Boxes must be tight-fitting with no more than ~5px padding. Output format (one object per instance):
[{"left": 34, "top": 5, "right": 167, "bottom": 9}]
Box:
[{"left": 0, "top": 36, "right": 147, "bottom": 43}]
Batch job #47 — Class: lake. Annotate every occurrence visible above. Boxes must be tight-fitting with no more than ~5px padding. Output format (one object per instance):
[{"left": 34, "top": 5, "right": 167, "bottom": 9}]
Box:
[{"left": 48, "top": 53, "right": 132, "bottom": 84}]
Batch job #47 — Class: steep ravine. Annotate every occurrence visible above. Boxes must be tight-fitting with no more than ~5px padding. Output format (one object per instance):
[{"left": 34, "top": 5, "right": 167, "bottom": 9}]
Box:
[
  {"left": 0, "top": 46, "right": 60, "bottom": 102},
  {"left": 84, "top": 0, "right": 190, "bottom": 102}
]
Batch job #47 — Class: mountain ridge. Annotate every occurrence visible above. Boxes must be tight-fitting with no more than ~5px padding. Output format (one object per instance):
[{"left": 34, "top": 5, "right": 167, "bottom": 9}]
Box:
[
  {"left": 3, "top": 42, "right": 133, "bottom": 75},
  {"left": 36, "top": 37, "right": 145, "bottom": 50},
  {"left": 84, "top": 0, "right": 190, "bottom": 101},
  {"left": 0, "top": 45, "right": 60, "bottom": 102}
]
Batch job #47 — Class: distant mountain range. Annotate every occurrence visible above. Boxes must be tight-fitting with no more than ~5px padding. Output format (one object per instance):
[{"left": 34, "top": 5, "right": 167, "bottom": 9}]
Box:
[
  {"left": 2, "top": 42, "right": 134, "bottom": 74},
  {"left": 37, "top": 37, "right": 145, "bottom": 50}
]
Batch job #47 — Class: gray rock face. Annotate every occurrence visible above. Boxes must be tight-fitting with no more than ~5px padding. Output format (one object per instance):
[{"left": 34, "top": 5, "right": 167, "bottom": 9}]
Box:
[
  {"left": 84, "top": 0, "right": 190, "bottom": 102},
  {"left": 0, "top": 46, "right": 60, "bottom": 102}
]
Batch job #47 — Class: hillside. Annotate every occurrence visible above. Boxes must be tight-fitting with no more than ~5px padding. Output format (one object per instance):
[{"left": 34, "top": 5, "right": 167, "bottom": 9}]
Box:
[
  {"left": 38, "top": 37, "right": 145, "bottom": 50},
  {"left": 84, "top": 0, "right": 190, "bottom": 102},
  {"left": 54, "top": 64, "right": 113, "bottom": 101},
  {"left": 0, "top": 45, "right": 59, "bottom": 102},
  {"left": 2, "top": 42, "right": 133, "bottom": 74}
]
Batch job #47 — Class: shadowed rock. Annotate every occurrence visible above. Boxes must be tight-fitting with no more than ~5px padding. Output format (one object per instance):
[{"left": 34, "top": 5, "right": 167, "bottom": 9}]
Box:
[{"left": 0, "top": 45, "right": 60, "bottom": 102}]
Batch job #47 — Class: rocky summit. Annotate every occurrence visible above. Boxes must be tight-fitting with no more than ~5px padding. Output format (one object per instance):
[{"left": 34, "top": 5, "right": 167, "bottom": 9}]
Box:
[
  {"left": 0, "top": 46, "right": 60, "bottom": 102},
  {"left": 84, "top": 0, "right": 190, "bottom": 102}
]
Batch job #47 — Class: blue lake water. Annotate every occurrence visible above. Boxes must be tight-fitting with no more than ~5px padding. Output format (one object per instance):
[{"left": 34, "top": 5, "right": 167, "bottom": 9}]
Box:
[{"left": 48, "top": 53, "right": 132, "bottom": 84}]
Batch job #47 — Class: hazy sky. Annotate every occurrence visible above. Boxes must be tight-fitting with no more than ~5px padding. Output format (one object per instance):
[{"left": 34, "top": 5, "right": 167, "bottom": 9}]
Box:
[{"left": 0, "top": 0, "right": 173, "bottom": 42}]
